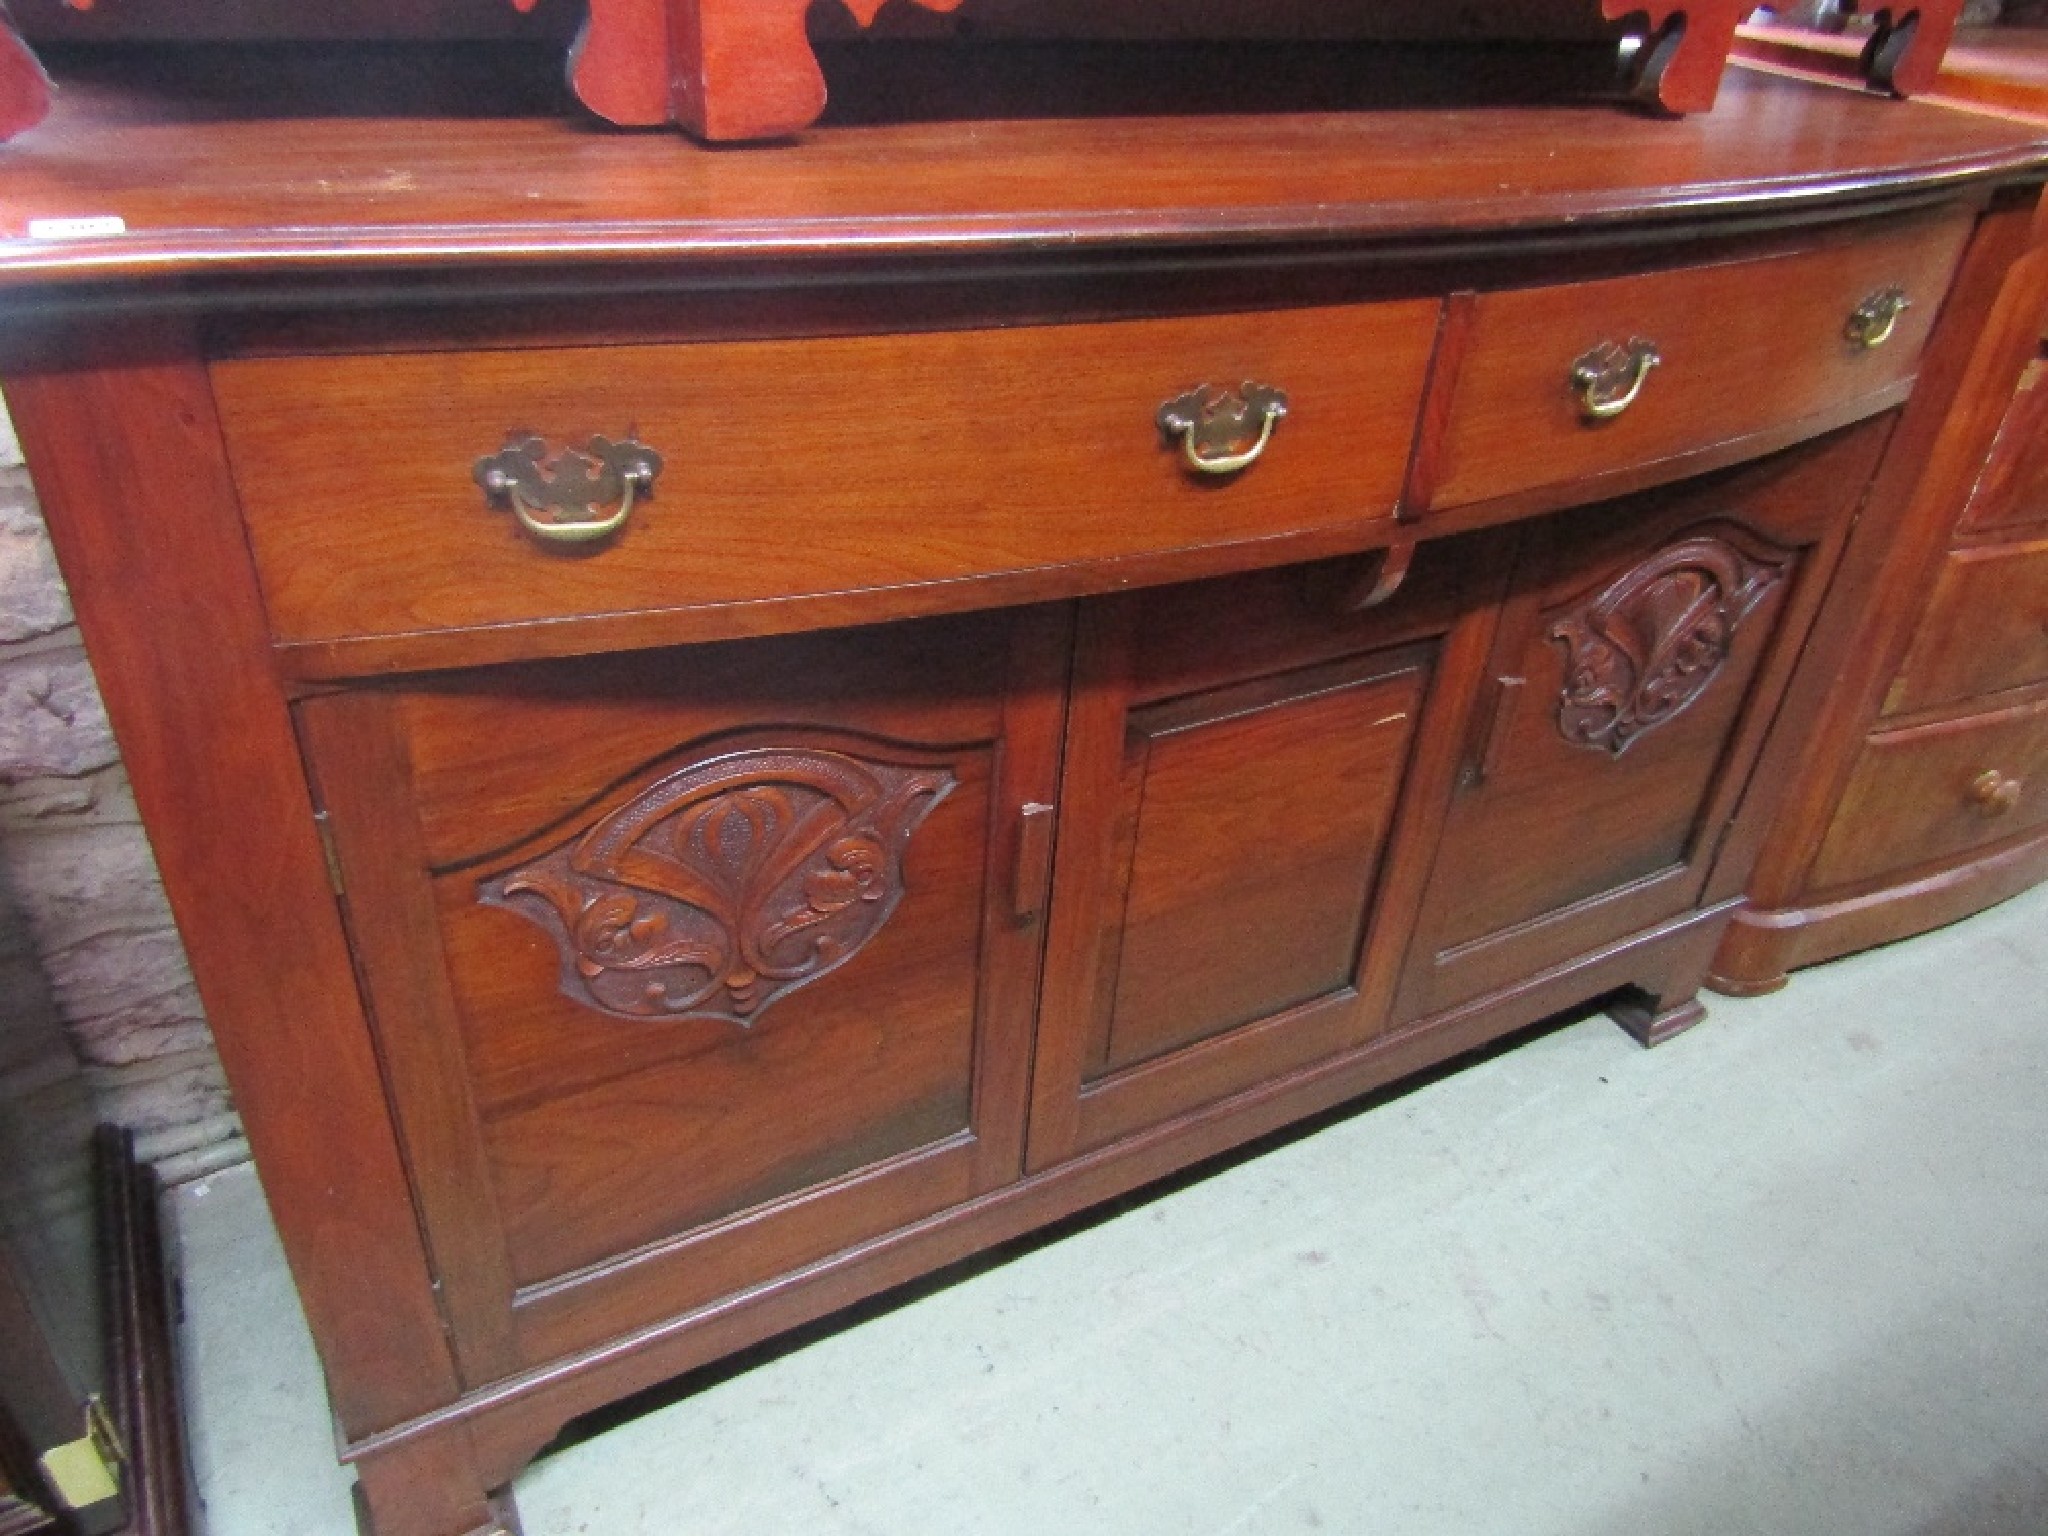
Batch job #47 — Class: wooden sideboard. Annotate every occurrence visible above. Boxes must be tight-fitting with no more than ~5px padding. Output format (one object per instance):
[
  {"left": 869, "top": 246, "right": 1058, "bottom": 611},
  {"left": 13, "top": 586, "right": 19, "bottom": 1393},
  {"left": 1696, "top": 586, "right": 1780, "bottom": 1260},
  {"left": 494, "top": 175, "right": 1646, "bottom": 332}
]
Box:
[{"left": 1, "top": 51, "right": 2044, "bottom": 1536}]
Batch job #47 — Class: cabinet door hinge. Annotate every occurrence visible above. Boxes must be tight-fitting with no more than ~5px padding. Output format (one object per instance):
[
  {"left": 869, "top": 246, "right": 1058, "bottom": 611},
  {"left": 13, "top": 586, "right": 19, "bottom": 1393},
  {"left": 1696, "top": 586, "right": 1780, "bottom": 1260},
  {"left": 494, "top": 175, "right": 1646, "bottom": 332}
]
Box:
[
  {"left": 38, "top": 1395, "right": 123, "bottom": 1512},
  {"left": 313, "top": 810, "right": 346, "bottom": 897}
]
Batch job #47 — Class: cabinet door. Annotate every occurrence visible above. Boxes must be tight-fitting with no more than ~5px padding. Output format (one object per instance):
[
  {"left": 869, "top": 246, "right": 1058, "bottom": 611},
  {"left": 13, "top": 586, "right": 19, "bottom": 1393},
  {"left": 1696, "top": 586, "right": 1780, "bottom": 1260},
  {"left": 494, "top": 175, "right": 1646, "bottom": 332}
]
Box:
[
  {"left": 295, "top": 608, "right": 1066, "bottom": 1379},
  {"left": 1395, "top": 423, "right": 1888, "bottom": 1023},
  {"left": 1025, "top": 546, "right": 1506, "bottom": 1170}
]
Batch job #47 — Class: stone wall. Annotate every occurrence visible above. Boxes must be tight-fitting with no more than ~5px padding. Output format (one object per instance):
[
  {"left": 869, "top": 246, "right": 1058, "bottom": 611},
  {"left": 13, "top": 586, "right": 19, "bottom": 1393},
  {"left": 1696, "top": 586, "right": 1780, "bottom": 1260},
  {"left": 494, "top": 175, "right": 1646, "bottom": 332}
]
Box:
[{"left": 0, "top": 400, "right": 243, "bottom": 1179}]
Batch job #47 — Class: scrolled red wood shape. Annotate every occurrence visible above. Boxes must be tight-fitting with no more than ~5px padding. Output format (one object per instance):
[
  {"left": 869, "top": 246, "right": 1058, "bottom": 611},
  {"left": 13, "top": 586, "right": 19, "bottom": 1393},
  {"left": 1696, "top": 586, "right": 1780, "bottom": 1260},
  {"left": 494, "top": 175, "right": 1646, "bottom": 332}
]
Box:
[
  {"left": 1605, "top": 0, "right": 1751, "bottom": 114},
  {"left": 1849, "top": 1, "right": 1967, "bottom": 98},
  {"left": 1550, "top": 529, "right": 1790, "bottom": 757},
  {"left": 482, "top": 746, "right": 953, "bottom": 1025},
  {"left": 559, "top": 0, "right": 965, "bottom": 138},
  {"left": 0, "top": 16, "right": 52, "bottom": 144}
]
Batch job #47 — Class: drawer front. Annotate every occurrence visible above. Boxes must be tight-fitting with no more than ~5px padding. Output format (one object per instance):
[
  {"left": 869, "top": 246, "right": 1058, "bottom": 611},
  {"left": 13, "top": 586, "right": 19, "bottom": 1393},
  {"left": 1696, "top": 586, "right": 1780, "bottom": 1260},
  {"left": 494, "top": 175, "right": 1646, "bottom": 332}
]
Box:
[
  {"left": 1886, "top": 536, "right": 2048, "bottom": 717},
  {"left": 1811, "top": 694, "right": 2048, "bottom": 893},
  {"left": 214, "top": 302, "right": 1439, "bottom": 650},
  {"left": 1958, "top": 356, "right": 2048, "bottom": 536},
  {"left": 1431, "top": 213, "right": 1970, "bottom": 513}
]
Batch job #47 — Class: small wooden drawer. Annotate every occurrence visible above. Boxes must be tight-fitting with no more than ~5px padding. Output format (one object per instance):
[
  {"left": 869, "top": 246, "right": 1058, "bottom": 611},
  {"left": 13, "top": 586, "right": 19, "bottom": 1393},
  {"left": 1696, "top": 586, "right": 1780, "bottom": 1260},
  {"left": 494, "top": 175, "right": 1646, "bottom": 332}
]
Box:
[
  {"left": 1886, "top": 536, "right": 2048, "bottom": 717},
  {"left": 1811, "top": 693, "right": 2048, "bottom": 893},
  {"left": 212, "top": 302, "right": 1440, "bottom": 663},
  {"left": 1958, "top": 356, "right": 2048, "bottom": 536},
  {"left": 1429, "top": 213, "right": 1971, "bottom": 513}
]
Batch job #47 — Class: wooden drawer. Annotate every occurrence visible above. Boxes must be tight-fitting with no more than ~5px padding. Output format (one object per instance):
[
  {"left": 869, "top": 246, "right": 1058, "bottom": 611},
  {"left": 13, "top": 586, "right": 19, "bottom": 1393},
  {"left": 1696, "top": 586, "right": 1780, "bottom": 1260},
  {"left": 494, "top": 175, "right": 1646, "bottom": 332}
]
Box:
[
  {"left": 213, "top": 302, "right": 1439, "bottom": 658},
  {"left": 1811, "top": 693, "right": 2048, "bottom": 893},
  {"left": 1958, "top": 356, "right": 2048, "bottom": 536},
  {"left": 1430, "top": 213, "right": 1970, "bottom": 513},
  {"left": 1886, "top": 536, "right": 2048, "bottom": 717}
]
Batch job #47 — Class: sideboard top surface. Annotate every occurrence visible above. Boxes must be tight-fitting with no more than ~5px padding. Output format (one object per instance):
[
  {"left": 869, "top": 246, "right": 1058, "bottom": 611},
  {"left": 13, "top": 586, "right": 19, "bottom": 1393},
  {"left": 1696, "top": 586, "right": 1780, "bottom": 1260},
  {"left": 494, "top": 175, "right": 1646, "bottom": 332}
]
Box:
[{"left": 0, "top": 56, "right": 2045, "bottom": 295}]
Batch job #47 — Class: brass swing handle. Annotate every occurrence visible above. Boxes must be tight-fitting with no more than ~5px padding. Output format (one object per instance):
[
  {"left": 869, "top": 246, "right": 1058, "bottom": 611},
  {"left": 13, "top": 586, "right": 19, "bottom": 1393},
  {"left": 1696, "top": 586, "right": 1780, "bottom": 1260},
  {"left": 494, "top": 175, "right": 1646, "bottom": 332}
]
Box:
[
  {"left": 1847, "top": 287, "right": 1911, "bottom": 350},
  {"left": 1969, "top": 769, "right": 2024, "bottom": 818},
  {"left": 475, "top": 433, "right": 664, "bottom": 546},
  {"left": 1159, "top": 383, "right": 1290, "bottom": 475},
  {"left": 1570, "top": 339, "right": 1661, "bottom": 421}
]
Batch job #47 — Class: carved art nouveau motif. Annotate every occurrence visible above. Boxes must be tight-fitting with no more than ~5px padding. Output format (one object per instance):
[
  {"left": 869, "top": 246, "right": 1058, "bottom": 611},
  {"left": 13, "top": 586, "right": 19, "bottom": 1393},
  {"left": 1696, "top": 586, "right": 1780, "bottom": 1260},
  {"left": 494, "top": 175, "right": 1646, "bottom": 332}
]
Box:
[
  {"left": 1551, "top": 529, "right": 1792, "bottom": 757},
  {"left": 481, "top": 746, "right": 954, "bottom": 1026}
]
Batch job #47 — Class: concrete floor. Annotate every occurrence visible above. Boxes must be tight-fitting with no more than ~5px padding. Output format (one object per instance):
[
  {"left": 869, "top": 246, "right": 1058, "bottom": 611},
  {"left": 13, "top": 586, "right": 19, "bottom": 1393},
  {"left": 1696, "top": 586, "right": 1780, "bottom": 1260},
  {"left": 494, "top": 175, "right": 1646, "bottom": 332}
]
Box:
[{"left": 168, "top": 886, "right": 2048, "bottom": 1536}]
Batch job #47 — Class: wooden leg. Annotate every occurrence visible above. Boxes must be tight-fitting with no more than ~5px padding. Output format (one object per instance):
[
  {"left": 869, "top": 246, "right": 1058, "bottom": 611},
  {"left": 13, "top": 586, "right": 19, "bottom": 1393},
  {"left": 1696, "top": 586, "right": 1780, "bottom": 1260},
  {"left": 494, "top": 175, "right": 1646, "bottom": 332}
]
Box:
[
  {"left": 1606, "top": 913, "right": 1725, "bottom": 1046},
  {"left": 351, "top": 1433, "right": 515, "bottom": 1536},
  {"left": 1607, "top": 988, "right": 1708, "bottom": 1047}
]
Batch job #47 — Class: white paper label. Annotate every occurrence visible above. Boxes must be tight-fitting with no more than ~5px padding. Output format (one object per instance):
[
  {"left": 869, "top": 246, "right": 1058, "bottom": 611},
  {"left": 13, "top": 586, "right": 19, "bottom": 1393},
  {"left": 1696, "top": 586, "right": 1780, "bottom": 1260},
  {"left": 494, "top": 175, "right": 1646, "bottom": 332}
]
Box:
[{"left": 26, "top": 216, "right": 127, "bottom": 240}]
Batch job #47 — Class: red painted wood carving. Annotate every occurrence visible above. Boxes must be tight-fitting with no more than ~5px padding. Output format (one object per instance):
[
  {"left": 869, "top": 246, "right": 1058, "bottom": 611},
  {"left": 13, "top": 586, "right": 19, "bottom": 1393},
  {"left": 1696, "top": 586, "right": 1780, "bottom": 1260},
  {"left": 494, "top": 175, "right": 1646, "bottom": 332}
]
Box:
[
  {"left": 481, "top": 745, "right": 954, "bottom": 1026},
  {"left": 0, "top": 17, "right": 52, "bottom": 143},
  {"left": 1605, "top": 0, "right": 1751, "bottom": 114},
  {"left": 1550, "top": 527, "right": 1791, "bottom": 756},
  {"left": 562, "top": 0, "right": 1758, "bottom": 140},
  {"left": 1842, "top": 1, "right": 1968, "bottom": 96}
]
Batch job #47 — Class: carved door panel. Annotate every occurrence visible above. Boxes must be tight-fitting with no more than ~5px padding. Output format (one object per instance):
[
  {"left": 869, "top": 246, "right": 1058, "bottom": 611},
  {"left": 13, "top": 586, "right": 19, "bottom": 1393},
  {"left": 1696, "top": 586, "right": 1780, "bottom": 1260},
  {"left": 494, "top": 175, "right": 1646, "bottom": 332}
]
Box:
[
  {"left": 1394, "top": 423, "right": 1889, "bottom": 1024},
  {"left": 1025, "top": 544, "right": 1509, "bottom": 1171},
  {"left": 295, "top": 607, "right": 1068, "bottom": 1379}
]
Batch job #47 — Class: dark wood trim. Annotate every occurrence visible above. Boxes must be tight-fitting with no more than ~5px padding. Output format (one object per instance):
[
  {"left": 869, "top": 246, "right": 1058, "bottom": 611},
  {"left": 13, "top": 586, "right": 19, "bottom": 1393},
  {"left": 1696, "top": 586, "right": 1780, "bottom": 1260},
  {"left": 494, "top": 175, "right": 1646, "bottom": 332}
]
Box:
[{"left": 95, "top": 1128, "right": 190, "bottom": 1536}]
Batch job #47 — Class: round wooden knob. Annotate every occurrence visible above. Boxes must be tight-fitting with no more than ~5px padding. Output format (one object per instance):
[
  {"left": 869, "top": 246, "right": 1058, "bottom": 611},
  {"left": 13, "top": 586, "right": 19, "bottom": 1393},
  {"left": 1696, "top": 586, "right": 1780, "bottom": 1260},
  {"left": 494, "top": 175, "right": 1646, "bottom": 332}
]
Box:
[{"left": 1969, "top": 769, "right": 2024, "bottom": 817}]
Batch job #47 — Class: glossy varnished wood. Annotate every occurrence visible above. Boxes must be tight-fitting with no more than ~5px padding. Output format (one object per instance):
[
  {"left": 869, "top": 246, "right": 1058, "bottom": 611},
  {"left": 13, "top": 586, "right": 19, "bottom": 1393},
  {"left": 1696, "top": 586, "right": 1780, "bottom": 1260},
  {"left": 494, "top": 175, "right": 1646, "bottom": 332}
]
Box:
[
  {"left": 7, "top": 56, "right": 2048, "bottom": 1536},
  {"left": 1957, "top": 355, "right": 2048, "bottom": 534},
  {"left": 1427, "top": 212, "right": 1966, "bottom": 513},
  {"left": 1024, "top": 543, "right": 1507, "bottom": 1168},
  {"left": 298, "top": 609, "right": 1068, "bottom": 1375},
  {"left": 0, "top": 327, "right": 465, "bottom": 1442},
  {"left": 1810, "top": 688, "right": 2048, "bottom": 893},
  {"left": 1886, "top": 535, "right": 2048, "bottom": 714},
  {"left": 0, "top": 69, "right": 2044, "bottom": 291},
  {"left": 1711, "top": 189, "right": 2048, "bottom": 989},
  {"left": 213, "top": 302, "right": 1437, "bottom": 651},
  {"left": 1397, "top": 421, "right": 1884, "bottom": 1023}
]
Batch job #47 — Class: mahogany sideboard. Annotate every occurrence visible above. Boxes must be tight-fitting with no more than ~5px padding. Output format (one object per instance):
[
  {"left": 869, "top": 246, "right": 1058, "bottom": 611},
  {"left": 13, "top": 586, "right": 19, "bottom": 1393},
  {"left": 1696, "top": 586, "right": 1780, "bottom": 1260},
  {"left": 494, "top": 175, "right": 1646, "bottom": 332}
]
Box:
[{"left": 1, "top": 50, "right": 2045, "bottom": 1536}]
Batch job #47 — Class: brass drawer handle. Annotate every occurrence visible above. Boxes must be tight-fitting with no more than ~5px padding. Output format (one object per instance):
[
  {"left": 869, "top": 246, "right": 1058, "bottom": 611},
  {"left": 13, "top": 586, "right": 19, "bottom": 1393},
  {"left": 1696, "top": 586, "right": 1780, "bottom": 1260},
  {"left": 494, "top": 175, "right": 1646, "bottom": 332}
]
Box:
[
  {"left": 474, "top": 433, "right": 664, "bottom": 546},
  {"left": 1847, "top": 287, "right": 1911, "bottom": 350},
  {"left": 1570, "top": 339, "right": 1661, "bottom": 421},
  {"left": 1158, "top": 383, "right": 1290, "bottom": 476},
  {"left": 1969, "top": 769, "right": 2024, "bottom": 817}
]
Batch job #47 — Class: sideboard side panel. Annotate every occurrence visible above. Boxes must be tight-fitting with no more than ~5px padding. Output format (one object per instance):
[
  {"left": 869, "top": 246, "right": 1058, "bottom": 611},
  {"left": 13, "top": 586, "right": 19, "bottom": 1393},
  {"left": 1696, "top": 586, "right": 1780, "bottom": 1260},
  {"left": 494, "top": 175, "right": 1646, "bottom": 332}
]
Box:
[
  {"left": 0, "top": 321, "right": 465, "bottom": 1440},
  {"left": 1714, "top": 188, "right": 2048, "bottom": 917}
]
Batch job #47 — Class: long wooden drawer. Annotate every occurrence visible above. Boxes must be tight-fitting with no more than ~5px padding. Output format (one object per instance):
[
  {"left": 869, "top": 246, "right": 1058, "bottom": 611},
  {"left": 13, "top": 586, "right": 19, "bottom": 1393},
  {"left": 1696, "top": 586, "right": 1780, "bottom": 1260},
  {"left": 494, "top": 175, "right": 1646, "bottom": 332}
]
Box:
[
  {"left": 213, "top": 302, "right": 1439, "bottom": 657},
  {"left": 1811, "top": 693, "right": 2048, "bottom": 893},
  {"left": 1886, "top": 536, "right": 2048, "bottom": 717},
  {"left": 1429, "top": 212, "right": 1970, "bottom": 513}
]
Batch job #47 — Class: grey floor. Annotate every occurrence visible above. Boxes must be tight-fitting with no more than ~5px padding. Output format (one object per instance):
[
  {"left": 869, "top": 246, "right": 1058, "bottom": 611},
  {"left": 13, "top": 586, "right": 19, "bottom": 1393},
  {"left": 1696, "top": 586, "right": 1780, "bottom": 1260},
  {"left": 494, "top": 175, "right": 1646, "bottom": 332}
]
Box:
[{"left": 169, "top": 886, "right": 2048, "bottom": 1536}]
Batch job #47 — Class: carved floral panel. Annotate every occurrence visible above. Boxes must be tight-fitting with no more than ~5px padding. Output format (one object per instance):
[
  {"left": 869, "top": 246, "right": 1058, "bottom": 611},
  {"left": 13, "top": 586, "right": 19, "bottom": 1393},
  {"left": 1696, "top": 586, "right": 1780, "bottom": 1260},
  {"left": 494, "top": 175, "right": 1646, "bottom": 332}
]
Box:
[
  {"left": 480, "top": 745, "right": 954, "bottom": 1026},
  {"left": 1550, "top": 527, "right": 1792, "bottom": 757}
]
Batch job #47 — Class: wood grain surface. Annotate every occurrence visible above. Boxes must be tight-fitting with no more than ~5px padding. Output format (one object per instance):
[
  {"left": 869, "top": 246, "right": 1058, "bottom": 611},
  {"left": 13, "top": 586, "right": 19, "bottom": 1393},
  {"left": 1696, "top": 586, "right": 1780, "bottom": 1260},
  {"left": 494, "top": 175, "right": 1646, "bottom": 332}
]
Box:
[
  {"left": 0, "top": 66, "right": 2043, "bottom": 290},
  {"left": 213, "top": 302, "right": 1437, "bottom": 649}
]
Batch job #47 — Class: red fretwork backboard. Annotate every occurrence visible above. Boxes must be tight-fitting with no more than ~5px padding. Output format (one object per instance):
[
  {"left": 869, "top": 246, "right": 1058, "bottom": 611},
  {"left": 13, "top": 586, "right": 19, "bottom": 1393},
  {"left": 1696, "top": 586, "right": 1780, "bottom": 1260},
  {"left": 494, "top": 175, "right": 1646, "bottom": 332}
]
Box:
[
  {"left": 564, "top": 0, "right": 1969, "bottom": 139},
  {"left": 0, "top": 0, "right": 1971, "bottom": 145}
]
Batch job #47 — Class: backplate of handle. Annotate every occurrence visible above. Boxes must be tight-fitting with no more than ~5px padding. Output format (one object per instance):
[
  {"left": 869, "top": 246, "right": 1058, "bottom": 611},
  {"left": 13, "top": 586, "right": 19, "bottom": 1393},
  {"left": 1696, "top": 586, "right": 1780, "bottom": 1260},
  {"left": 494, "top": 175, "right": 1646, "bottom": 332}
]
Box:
[
  {"left": 1570, "top": 339, "right": 1661, "bottom": 421},
  {"left": 1847, "top": 287, "right": 1911, "bottom": 350},
  {"left": 475, "top": 433, "right": 664, "bottom": 546},
  {"left": 1158, "top": 383, "right": 1290, "bottom": 475}
]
